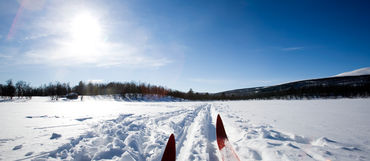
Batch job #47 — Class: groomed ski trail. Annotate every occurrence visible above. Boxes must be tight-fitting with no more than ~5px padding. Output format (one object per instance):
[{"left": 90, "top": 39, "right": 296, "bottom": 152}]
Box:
[
  {"left": 25, "top": 102, "right": 367, "bottom": 161},
  {"left": 31, "top": 103, "right": 222, "bottom": 161},
  {"left": 177, "top": 104, "right": 220, "bottom": 161}
]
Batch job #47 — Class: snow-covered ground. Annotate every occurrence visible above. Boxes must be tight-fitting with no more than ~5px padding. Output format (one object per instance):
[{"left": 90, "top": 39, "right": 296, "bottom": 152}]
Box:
[
  {"left": 335, "top": 67, "right": 370, "bottom": 76},
  {"left": 0, "top": 97, "right": 369, "bottom": 161}
]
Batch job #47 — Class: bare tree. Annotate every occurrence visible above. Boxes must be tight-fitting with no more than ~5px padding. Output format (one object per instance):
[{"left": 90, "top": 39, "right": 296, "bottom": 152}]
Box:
[{"left": 15, "top": 81, "right": 28, "bottom": 98}]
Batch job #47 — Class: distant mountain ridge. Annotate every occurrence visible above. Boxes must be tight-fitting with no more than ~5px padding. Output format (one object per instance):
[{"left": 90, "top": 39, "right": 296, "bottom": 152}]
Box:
[{"left": 218, "top": 75, "right": 370, "bottom": 99}]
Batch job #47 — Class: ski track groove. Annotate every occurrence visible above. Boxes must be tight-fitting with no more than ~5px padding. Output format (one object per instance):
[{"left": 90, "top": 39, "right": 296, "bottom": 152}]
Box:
[
  {"left": 20, "top": 102, "right": 367, "bottom": 161},
  {"left": 176, "top": 104, "right": 220, "bottom": 161},
  {"left": 28, "top": 103, "right": 221, "bottom": 161}
]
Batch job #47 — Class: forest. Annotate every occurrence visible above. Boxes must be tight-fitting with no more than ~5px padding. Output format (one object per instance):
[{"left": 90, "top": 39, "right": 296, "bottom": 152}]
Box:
[{"left": 1, "top": 75, "right": 370, "bottom": 101}]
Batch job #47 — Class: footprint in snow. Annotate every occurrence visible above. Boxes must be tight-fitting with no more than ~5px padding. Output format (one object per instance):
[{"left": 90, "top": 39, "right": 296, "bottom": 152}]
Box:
[
  {"left": 12, "top": 144, "right": 23, "bottom": 150},
  {"left": 25, "top": 152, "right": 33, "bottom": 156},
  {"left": 50, "top": 133, "right": 62, "bottom": 140},
  {"left": 75, "top": 117, "right": 93, "bottom": 122}
]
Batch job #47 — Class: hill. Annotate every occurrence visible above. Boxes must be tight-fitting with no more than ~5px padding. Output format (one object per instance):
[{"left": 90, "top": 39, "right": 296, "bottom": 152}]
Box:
[{"left": 217, "top": 75, "right": 370, "bottom": 99}]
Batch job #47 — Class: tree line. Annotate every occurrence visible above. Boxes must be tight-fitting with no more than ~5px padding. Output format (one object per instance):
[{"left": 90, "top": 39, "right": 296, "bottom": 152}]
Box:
[
  {"left": 1, "top": 76, "right": 369, "bottom": 101},
  {"left": 0, "top": 79, "right": 202, "bottom": 100}
]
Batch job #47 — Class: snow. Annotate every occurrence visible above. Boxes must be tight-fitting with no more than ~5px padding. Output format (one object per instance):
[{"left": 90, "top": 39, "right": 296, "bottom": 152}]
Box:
[
  {"left": 50, "top": 133, "right": 62, "bottom": 140},
  {"left": 335, "top": 67, "right": 370, "bottom": 76},
  {"left": 0, "top": 97, "right": 369, "bottom": 160}
]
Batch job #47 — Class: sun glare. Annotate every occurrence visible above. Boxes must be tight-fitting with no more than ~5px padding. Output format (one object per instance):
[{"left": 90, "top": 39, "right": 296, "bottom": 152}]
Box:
[
  {"left": 67, "top": 12, "right": 103, "bottom": 55},
  {"left": 70, "top": 12, "right": 102, "bottom": 42}
]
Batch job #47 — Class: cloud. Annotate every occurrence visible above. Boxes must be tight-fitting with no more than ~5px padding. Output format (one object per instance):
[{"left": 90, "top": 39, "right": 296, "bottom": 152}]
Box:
[
  {"left": 23, "top": 39, "right": 172, "bottom": 68},
  {"left": 0, "top": 46, "right": 19, "bottom": 59},
  {"left": 281, "top": 47, "right": 304, "bottom": 51},
  {"left": 24, "top": 33, "right": 48, "bottom": 40},
  {"left": 17, "top": 0, "right": 46, "bottom": 11},
  {"left": 0, "top": 54, "right": 12, "bottom": 59},
  {"left": 13, "top": 0, "right": 175, "bottom": 68}
]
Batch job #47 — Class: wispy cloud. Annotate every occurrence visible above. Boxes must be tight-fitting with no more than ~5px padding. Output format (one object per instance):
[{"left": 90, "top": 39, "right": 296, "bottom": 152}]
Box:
[
  {"left": 24, "top": 33, "right": 48, "bottom": 40},
  {"left": 0, "top": 46, "right": 19, "bottom": 59},
  {"left": 22, "top": 39, "right": 172, "bottom": 68},
  {"left": 0, "top": 54, "right": 12, "bottom": 59},
  {"left": 11, "top": 1, "right": 175, "bottom": 68},
  {"left": 281, "top": 47, "right": 304, "bottom": 51}
]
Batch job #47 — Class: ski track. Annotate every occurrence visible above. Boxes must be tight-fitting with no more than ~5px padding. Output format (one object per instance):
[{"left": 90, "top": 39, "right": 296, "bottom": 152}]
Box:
[
  {"left": 28, "top": 103, "right": 221, "bottom": 161},
  {"left": 213, "top": 103, "right": 367, "bottom": 161},
  {"left": 20, "top": 102, "right": 367, "bottom": 161}
]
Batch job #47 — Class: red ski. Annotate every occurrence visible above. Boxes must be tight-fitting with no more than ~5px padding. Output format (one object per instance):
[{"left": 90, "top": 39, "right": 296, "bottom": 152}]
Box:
[
  {"left": 216, "top": 114, "right": 240, "bottom": 161},
  {"left": 161, "top": 134, "right": 176, "bottom": 161}
]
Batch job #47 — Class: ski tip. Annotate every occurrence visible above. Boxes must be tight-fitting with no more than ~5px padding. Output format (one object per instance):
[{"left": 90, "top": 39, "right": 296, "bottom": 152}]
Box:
[
  {"left": 216, "top": 114, "right": 224, "bottom": 134},
  {"left": 216, "top": 114, "right": 241, "bottom": 161},
  {"left": 216, "top": 114, "right": 228, "bottom": 149},
  {"left": 169, "top": 133, "right": 175, "bottom": 142},
  {"left": 161, "top": 133, "right": 176, "bottom": 161},
  {"left": 217, "top": 114, "right": 221, "bottom": 121}
]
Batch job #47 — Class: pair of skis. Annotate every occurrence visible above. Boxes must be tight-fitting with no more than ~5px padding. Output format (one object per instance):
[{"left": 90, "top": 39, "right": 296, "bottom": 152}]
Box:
[{"left": 161, "top": 114, "right": 240, "bottom": 161}]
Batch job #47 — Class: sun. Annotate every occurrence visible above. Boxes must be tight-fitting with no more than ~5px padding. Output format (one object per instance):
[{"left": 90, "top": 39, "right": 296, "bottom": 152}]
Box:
[
  {"left": 69, "top": 12, "right": 102, "bottom": 43},
  {"left": 65, "top": 11, "right": 104, "bottom": 58}
]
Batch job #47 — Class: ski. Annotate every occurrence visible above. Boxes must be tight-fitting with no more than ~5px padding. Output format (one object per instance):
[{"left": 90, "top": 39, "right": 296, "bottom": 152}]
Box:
[
  {"left": 161, "top": 133, "right": 176, "bottom": 161},
  {"left": 216, "top": 114, "right": 240, "bottom": 161}
]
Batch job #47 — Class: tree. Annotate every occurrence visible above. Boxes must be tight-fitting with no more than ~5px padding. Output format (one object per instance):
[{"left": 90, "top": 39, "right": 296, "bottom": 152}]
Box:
[
  {"left": 15, "top": 81, "right": 28, "bottom": 98},
  {"left": 75, "top": 81, "right": 86, "bottom": 95},
  {"left": 5, "top": 79, "right": 16, "bottom": 99},
  {"left": 187, "top": 88, "right": 194, "bottom": 100},
  {"left": 0, "top": 84, "right": 3, "bottom": 97}
]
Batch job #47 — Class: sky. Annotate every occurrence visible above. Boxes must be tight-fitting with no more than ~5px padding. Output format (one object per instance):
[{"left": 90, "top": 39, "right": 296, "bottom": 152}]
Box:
[{"left": 0, "top": 0, "right": 369, "bottom": 93}]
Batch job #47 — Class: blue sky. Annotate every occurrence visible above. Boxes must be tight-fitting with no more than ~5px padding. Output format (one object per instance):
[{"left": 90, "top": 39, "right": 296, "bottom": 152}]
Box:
[{"left": 0, "top": 0, "right": 369, "bottom": 93}]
